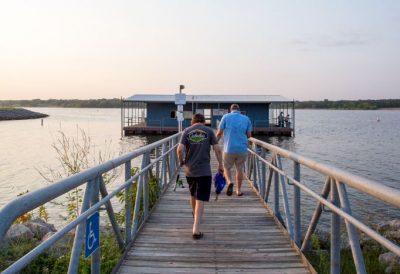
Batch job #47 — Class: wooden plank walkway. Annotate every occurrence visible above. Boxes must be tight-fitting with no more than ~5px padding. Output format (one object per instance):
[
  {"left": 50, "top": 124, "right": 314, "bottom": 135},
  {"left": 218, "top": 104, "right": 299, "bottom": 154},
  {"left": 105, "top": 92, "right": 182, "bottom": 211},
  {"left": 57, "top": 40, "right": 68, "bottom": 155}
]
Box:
[{"left": 117, "top": 152, "right": 312, "bottom": 274}]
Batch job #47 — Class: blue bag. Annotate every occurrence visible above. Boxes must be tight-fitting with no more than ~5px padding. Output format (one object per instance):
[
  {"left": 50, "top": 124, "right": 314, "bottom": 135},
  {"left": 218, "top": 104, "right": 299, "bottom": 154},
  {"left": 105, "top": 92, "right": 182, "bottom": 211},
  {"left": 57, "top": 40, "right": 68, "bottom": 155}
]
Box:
[{"left": 214, "top": 171, "right": 226, "bottom": 200}]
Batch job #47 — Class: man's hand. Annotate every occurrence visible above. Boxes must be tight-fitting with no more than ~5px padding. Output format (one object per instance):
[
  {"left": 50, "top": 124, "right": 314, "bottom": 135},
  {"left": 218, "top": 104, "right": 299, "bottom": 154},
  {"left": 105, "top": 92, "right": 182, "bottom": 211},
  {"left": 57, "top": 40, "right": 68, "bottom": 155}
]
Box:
[
  {"left": 218, "top": 163, "right": 224, "bottom": 174},
  {"left": 180, "top": 161, "right": 185, "bottom": 167}
]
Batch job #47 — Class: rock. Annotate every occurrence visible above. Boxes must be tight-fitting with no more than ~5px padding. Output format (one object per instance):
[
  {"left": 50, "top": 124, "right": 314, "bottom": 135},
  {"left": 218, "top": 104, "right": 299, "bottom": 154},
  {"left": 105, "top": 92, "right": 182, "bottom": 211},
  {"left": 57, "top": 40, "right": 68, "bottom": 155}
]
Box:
[
  {"left": 379, "top": 252, "right": 400, "bottom": 273},
  {"left": 377, "top": 219, "right": 400, "bottom": 233},
  {"left": 384, "top": 231, "right": 400, "bottom": 243},
  {"left": 0, "top": 108, "right": 48, "bottom": 121},
  {"left": 5, "top": 224, "right": 34, "bottom": 241},
  {"left": 42, "top": 231, "right": 75, "bottom": 258},
  {"left": 25, "top": 218, "right": 57, "bottom": 240}
]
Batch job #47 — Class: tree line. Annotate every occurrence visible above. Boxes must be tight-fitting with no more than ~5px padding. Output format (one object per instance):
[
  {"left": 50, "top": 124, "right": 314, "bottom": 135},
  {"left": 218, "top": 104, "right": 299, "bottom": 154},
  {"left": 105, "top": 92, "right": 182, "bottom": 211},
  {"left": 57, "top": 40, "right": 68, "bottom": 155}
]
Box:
[
  {"left": 0, "top": 98, "right": 121, "bottom": 108},
  {"left": 1, "top": 98, "right": 399, "bottom": 110},
  {"left": 295, "top": 99, "right": 400, "bottom": 110}
]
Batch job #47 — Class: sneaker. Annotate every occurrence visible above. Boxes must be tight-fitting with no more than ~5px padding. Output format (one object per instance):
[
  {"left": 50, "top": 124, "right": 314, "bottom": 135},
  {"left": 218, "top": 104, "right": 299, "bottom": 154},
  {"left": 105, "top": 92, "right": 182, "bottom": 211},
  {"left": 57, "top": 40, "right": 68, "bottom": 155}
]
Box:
[{"left": 226, "top": 183, "right": 233, "bottom": 196}]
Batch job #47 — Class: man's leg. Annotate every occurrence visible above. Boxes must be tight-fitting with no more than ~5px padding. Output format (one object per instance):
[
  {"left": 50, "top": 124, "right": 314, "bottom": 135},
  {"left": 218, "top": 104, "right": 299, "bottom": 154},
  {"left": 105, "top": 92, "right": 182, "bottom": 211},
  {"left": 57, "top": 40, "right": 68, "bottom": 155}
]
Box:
[
  {"left": 236, "top": 167, "right": 244, "bottom": 195},
  {"left": 235, "top": 154, "right": 247, "bottom": 195},
  {"left": 224, "top": 153, "right": 234, "bottom": 196},
  {"left": 192, "top": 200, "right": 204, "bottom": 235},
  {"left": 190, "top": 196, "right": 196, "bottom": 216},
  {"left": 224, "top": 166, "right": 232, "bottom": 185}
]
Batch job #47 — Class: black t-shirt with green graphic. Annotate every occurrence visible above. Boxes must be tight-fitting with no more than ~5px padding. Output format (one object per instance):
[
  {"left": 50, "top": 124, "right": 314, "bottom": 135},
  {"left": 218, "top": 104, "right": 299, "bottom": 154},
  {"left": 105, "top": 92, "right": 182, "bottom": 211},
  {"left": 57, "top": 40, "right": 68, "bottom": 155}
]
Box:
[{"left": 179, "top": 124, "right": 217, "bottom": 177}]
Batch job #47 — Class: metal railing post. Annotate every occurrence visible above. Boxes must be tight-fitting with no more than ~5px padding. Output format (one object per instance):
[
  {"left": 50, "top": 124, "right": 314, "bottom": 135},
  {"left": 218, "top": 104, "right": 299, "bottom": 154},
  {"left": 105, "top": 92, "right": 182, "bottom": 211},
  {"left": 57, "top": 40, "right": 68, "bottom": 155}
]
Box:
[
  {"left": 155, "top": 146, "right": 161, "bottom": 194},
  {"left": 336, "top": 180, "right": 367, "bottom": 274},
  {"left": 252, "top": 144, "right": 258, "bottom": 189},
  {"left": 273, "top": 156, "right": 281, "bottom": 220},
  {"left": 68, "top": 182, "right": 95, "bottom": 274},
  {"left": 132, "top": 154, "right": 146, "bottom": 237},
  {"left": 277, "top": 156, "right": 293, "bottom": 239},
  {"left": 99, "top": 177, "right": 124, "bottom": 250},
  {"left": 171, "top": 139, "right": 176, "bottom": 175},
  {"left": 91, "top": 177, "right": 101, "bottom": 274},
  {"left": 260, "top": 147, "right": 266, "bottom": 200},
  {"left": 124, "top": 160, "right": 132, "bottom": 244},
  {"left": 162, "top": 143, "right": 167, "bottom": 189},
  {"left": 293, "top": 162, "right": 301, "bottom": 247},
  {"left": 143, "top": 152, "right": 150, "bottom": 218},
  {"left": 331, "top": 180, "right": 341, "bottom": 274},
  {"left": 301, "top": 177, "right": 331, "bottom": 251}
]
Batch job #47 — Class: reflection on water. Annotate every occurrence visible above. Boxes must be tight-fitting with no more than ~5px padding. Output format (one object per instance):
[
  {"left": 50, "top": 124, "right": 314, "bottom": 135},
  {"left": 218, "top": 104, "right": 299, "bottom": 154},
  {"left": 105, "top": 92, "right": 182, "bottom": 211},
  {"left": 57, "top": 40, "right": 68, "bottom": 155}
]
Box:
[{"left": 0, "top": 108, "right": 399, "bottom": 228}]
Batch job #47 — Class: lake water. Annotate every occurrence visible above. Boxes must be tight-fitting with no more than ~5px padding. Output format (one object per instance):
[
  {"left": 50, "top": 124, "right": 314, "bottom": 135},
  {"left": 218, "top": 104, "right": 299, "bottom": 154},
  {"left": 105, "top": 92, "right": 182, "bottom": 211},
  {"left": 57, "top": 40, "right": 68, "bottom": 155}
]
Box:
[{"left": 0, "top": 108, "right": 399, "bottom": 227}]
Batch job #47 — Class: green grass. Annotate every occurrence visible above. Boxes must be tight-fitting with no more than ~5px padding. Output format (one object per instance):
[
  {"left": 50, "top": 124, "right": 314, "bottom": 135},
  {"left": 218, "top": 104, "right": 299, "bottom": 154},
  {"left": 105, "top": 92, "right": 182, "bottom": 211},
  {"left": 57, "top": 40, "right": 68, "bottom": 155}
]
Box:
[
  {"left": 0, "top": 233, "right": 121, "bottom": 274},
  {"left": 305, "top": 234, "right": 398, "bottom": 274},
  {"left": 0, "top": 107, "right": 16, "bottom": 110}
]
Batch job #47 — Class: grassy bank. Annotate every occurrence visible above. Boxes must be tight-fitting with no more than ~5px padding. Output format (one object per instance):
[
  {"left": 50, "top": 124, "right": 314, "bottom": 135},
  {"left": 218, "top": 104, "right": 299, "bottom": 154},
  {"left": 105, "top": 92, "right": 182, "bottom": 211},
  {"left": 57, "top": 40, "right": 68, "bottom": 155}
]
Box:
[{"left": 0, "top": 232, "right": 121, "bottom": 273}]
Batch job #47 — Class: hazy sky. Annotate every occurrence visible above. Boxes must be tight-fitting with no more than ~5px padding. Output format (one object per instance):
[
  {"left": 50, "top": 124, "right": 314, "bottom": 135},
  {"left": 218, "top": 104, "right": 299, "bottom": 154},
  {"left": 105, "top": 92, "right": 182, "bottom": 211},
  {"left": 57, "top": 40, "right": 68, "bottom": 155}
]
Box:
[{"left": 0, "top": 1, "right": 399, "bottom": 100}]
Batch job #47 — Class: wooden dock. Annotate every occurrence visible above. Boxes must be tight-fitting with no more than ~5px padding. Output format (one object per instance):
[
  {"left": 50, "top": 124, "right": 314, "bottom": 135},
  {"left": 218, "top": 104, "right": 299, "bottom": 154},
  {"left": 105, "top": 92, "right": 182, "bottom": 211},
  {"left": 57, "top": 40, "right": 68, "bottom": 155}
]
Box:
[{"left": 116, "top": 152, "right": 312, "bottom": 273}]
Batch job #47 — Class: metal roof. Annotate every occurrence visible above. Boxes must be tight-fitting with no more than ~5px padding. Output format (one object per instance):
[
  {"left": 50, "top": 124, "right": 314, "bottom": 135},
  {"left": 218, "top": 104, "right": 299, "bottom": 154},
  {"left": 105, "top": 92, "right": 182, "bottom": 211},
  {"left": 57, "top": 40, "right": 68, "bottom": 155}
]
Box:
[{"left": 125, "top": 94, "right": 292, "bottom": 103}]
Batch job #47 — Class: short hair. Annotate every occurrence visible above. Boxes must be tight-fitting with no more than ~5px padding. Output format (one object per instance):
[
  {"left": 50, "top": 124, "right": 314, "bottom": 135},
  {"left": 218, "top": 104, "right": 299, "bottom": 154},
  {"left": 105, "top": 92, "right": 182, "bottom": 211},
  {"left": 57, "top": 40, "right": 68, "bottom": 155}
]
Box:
[
  {"left": 192, "top": 113, "right": 205, "bottom": 124},
  {"left": 230, "top": 104, "right": 240, "bottom": 111}
]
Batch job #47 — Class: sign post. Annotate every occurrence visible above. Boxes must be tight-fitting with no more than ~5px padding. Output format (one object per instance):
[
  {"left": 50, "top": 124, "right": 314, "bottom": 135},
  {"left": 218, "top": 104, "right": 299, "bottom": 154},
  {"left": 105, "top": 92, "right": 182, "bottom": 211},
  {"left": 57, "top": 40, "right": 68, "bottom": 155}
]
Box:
[
  {"left": 85, "top": 211, "right": 100, "bottom": 259},
  {"left": 175, "top": 85, "right": 186, "bottom": 132}
]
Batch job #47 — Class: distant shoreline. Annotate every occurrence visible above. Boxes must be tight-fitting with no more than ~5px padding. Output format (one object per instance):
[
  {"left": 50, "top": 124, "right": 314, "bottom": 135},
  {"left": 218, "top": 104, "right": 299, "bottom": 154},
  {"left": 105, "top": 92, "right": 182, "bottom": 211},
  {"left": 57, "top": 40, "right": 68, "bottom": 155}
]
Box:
[
  {"left": 1, "top": 98, "right": 400, "bottom": 110},
  {"left": 0, "top": 108, "right": 49, "bottom": 121}
]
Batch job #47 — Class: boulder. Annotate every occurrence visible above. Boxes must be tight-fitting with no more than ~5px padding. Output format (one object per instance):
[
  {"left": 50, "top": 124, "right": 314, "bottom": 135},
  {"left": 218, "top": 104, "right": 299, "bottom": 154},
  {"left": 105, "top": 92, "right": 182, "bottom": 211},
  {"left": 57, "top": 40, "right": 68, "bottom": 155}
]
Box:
[
  {"left": 25, "top": 218, "right": 57, "bottom": 240},
  {"left": 42, "top": 231, "right": 75, "bottom": 258},
  {"left": 379, "top": 252, "right": 400, "bottom": 273},
  {"left": 377, "top": 219, "right": 400, "bottom": 233},
  {"left": 5, "top": 224, "right": 34, "bottom": 241}
]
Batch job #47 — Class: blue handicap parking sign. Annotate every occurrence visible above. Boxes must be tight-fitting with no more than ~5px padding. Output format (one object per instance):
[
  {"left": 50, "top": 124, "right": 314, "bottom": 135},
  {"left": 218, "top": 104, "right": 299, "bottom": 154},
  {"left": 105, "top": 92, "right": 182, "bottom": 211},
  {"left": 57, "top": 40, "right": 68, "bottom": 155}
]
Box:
[{"left": 85, "top": 211, "right": 100, "bottom": 258}]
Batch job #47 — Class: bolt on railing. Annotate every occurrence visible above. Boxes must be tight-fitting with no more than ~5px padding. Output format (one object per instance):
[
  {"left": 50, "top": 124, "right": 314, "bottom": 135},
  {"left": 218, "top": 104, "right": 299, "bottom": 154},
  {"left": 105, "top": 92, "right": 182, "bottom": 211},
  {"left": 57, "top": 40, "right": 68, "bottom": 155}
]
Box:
[
  {"left": 246, "top": 137, "right": 400, "bottom": 274},
  {"left": 0, "top": 132, "right": 182, "bottom": 274}
]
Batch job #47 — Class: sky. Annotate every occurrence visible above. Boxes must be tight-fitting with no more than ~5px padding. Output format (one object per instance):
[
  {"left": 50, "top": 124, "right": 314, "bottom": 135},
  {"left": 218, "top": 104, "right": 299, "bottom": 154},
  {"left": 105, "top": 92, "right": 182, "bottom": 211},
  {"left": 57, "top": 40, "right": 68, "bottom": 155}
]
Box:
[{"left": 0, "top": 0, "right": 399, "bottom": 101}]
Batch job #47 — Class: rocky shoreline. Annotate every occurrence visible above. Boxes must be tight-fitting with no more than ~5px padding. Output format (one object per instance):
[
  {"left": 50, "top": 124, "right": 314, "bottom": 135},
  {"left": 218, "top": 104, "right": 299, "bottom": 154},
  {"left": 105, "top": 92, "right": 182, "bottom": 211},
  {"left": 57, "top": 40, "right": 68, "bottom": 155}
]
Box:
[{"left": 0, "top": 108, "right": 48, "bottom": 121}]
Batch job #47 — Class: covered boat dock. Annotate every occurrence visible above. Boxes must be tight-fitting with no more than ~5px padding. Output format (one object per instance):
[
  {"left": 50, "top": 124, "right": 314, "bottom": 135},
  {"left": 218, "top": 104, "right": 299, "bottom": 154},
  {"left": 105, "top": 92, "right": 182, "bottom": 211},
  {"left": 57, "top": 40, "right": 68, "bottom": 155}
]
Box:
[{"left": 121, "top": 94, "right": 295, "bottom": 136}]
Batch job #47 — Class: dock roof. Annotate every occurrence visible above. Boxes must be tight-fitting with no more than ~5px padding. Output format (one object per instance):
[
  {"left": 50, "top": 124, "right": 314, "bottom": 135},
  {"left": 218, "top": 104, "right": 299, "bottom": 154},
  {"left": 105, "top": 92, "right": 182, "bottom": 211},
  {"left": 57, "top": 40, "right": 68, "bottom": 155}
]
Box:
[{"left": 125, "top": 94, "right": 292, "bottom": 103}]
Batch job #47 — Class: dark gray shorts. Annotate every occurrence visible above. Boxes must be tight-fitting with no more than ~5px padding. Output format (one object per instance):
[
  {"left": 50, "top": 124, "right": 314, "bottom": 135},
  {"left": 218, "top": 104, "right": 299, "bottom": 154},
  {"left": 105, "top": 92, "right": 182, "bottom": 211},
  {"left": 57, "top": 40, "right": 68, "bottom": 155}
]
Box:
[{"left": 186, "top": 176, "right": 212, "bottom": 201}]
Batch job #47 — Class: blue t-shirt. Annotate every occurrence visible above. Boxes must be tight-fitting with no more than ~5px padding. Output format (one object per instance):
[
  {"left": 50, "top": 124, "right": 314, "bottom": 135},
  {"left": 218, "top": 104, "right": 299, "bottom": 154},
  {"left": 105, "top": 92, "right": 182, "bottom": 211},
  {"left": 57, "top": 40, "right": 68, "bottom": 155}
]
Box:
[{"left": 219, "top": 111, "right": 252, "bottom": 154}]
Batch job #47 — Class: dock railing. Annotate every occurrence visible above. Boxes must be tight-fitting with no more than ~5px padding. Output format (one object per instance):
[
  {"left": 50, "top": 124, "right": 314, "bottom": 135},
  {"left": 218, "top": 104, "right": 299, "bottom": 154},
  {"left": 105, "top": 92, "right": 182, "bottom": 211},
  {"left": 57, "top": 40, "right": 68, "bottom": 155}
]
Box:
[
  {"left": 246, "top": 137, "right": 400, "bottom": 274},
  {"left": 0, "top": 132, "right": 182, "bottom": 274}
]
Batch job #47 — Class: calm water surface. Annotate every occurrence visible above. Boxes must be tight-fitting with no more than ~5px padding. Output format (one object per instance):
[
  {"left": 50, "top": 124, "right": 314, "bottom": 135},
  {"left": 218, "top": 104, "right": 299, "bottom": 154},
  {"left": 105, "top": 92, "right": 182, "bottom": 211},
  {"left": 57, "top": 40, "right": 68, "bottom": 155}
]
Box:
[{"left": 0, "top": 108, "right": 399, "bottom": 226}]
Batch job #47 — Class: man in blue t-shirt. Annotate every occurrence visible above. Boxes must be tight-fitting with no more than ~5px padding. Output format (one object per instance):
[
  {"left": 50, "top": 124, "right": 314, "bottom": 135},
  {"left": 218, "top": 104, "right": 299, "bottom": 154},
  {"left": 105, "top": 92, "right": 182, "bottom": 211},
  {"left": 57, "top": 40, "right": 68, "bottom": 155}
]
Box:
[{"left": 216, "top": 104, "right": 252, "bottom": 196}]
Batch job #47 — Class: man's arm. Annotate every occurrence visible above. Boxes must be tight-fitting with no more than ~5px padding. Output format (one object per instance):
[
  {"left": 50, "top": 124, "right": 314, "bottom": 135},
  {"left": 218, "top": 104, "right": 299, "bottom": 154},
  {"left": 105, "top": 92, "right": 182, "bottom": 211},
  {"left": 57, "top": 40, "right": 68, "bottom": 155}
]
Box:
[
  {"left": 216, "top": 128, "right": 223, "bottom": 142},
  {"left": 213, "top": 144, "right": 224, "bottom": 173},
  {"left": 177, "top": 143, "right": 185, "bottom": 166},
  {"left": 246, "top": 118, "right": 253, "bottom": 138}
]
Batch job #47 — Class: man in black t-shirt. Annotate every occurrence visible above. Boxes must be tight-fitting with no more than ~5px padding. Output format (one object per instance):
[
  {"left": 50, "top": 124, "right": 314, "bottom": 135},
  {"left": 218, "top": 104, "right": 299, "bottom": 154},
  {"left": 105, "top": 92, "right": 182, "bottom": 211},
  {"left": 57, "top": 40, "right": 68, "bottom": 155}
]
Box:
[{"left": 177, "top": 113, "right": 223, "bottom": 239}]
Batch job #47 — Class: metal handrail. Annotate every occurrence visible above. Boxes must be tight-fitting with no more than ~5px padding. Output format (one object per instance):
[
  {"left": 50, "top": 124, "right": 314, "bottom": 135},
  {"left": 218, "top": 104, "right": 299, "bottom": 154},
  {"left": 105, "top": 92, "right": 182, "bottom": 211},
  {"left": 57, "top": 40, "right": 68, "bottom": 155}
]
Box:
[
  {"left": 246, "top": 137, "right": 400, "bottom": 274},
  {"left": 0, "top": 132, "right": 182, "bottom": 274},
  {"left": 249, "top": 138, "right": 400, "bottom": 207}
]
